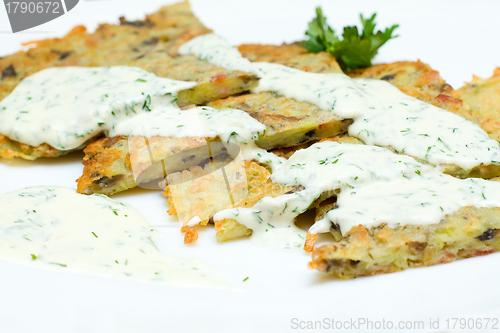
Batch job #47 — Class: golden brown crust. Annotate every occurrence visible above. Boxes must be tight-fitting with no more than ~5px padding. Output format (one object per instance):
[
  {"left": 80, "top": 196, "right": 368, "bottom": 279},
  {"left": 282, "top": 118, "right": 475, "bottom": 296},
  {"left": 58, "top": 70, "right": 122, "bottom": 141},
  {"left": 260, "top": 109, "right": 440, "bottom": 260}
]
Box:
[
  {"left": 238, "top": 43, "right": 342, "bottom": 73},
  {"left": 0, "top": 134, "right": 69, "bottom": 160},
  {"left": 181, "top": 225, "right": 199, "bottom": 244},
  {"left": 349, "top": 61, "right": 477, "bottom": 123},
  {"left": 310, "top": 206, "right": 500, "bottom": 279},
  {"left": 304, "top": 233, "right": 317, "bottom": 253},
  {"left": 76, "top": 136, "right": 136, "bottom": 195},
  {"left": 208, "top": 92, "right": 352, "bottom": 150},
  {"left": 77, "top": 134, "right": 218, "bottom": 196},
  {"left": 455, "top": 68, "right": 500, "bottom": 140},
  {"left": 270, "top": 141, "right": 318, "bottom": 159},
  {"left": 161, "top": 159, "right": 297, "bottom": 243},
  {"left": 348, "top": 60, "right": 450, "bottom": 96}
]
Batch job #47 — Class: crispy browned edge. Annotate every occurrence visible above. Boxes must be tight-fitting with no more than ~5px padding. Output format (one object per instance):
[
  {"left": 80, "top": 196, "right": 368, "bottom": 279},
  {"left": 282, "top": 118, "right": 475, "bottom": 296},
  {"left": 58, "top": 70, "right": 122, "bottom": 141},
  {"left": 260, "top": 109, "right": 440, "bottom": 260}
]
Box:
[
  {"left": 454, "top": 68, "right": 500, "bottom": 141},
  {"left": 161, "top": 159, "right": 297, "bottom": 243},
  {"left": 77, "top": 136, "right": 133, "bottom": 195},
  {"left": 207, "top": 92, "right": 353, "bottom": 150},
  {"left": 310, "top": 206, "right": 500, "bottom": 279},
  {"left": 77, "top": 135, "right": 215, "bottom": 195},
  {"left": 348, "top": 60, "right": 476, "bottom": 122},
  {"left": 238, "top": 43, "right": 342, "bottom": 74},
  {"left": 0, "top": 137, "right": 70, "bottom": 160}
]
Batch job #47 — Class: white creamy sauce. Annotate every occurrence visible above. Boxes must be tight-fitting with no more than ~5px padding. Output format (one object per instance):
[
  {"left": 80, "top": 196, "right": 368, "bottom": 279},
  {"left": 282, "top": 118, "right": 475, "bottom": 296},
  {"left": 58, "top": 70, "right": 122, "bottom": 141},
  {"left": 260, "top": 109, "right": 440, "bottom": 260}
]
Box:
[
  {"left": 218, "top": 195, "right": 309, "bottom": 250},
  {"left": 179, "top": 33, "right": 500, "bottom": 171},
  {"left": 178, "top": 33, "right": 255, "bottom": 74},
  {"left": 0, "top": 66, "right": 196, "bottom": 150},
  {"left": 0, "top": 66, "right": 283, "bottom": 171},
  {"left": 0, "top": 186, "right": 227, "bottom": 288},
  {"left": 326, "top": 174, "right": 500, "bottom": 233},
  {"left": 215, "top": 141, "right": 426, "bottom": 244},
  {"left": 215, "top": 141, "right": 500, "bottom": 246},
  {"left": 119, "top": 106, "right": 284, "bottom": 170},
  {"left": 0, "top": 64, "right": 288, "bottom": 242}
]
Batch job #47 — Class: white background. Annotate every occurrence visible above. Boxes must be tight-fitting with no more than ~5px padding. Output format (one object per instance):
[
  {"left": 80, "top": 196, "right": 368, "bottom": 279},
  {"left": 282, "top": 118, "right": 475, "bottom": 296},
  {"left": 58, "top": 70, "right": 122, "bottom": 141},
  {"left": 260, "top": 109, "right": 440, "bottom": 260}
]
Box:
[{"left": 1, "top": 1, "right": 500, "bottom": 332}]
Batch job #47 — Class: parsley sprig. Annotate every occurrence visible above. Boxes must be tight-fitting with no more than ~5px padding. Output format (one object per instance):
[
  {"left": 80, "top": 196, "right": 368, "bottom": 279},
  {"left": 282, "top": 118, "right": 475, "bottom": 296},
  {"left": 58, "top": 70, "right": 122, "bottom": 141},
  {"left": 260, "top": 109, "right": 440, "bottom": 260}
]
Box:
[{"left": 303, "top": 7, "right": 399, "bottom": 72}]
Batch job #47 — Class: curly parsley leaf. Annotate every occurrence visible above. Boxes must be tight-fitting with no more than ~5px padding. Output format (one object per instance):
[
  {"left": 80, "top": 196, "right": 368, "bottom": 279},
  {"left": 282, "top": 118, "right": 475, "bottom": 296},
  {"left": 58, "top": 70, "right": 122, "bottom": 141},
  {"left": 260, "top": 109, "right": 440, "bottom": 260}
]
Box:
[{"left": 303, "top": 8, "right": 399, "bottom": 72}]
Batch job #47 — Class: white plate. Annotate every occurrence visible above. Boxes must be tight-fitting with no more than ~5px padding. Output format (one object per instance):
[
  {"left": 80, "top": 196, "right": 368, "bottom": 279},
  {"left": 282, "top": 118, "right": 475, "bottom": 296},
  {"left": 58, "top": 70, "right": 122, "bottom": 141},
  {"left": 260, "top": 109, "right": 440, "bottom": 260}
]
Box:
[{"left": 1, "top": 1, "right": 500, "bottom": 332}]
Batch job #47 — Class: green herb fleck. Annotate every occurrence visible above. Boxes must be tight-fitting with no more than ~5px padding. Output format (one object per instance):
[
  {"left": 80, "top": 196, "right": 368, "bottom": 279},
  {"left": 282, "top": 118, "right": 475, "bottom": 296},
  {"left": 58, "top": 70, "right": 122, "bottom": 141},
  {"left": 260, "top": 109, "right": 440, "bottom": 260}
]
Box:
[{"left": 227, "top": 131, "right": 238, "bottom": 143}]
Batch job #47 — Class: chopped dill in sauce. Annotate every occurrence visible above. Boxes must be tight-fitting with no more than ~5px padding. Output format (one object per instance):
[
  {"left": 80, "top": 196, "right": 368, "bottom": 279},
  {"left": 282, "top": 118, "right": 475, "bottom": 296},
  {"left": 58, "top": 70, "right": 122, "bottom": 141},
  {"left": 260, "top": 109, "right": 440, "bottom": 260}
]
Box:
[{"left": 0, "top": 186, "right": 228, "bottom": 288}]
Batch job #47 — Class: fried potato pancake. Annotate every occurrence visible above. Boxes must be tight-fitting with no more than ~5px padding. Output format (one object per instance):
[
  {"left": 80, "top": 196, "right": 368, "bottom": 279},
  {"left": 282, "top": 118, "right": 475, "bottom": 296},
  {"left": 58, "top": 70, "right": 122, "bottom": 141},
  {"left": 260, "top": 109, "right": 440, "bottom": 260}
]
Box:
[
  {"left": 160, "top": 159, "right": 298, "bottom": 243},
  {"left": 238, "top": 43, "right": 343, "bottom": 74},
  {"left": 207, "top": 92, "right": 353, "bottom": 150},
  {"left": 173, "top": 138, "right": 352, "bottom": 244},
  {"left": 208, "top": 61, "right": 477, "bottom": 154},
  {"left": 171, "top": 135, "right": 500, "bottom": 254},
  {"left": 208, "top": 44, "right": 348, "bottom": 150},
  {"left": 77, "top": 43, "right": 345, "bottom": 195},
  {"left": 77, "top": 136, "right": 135, "bottom": 195},
  {"left": 261, "top": 89, "right": 497, "bottom": 179},
  {"left": 0, "top": 136, "right": 73, "bottom": 160},
  {"left": 348, "top": 60, "right": 452, "bottom": 98},
  {"left": 336, "top": 61, "right": 500, "bottom": 178},
  {"left": 348, "top": 60, "right": 475, "bottom": 122},
  {"left": 78, "top": 59, "right": 496, "bottom": 201},
  {"left": 310, "top": 206, "right": 500, "bottom": 279},
  {"left": 455, "top": 68, "right": 500, "bottom": 141},
  {"left": 154, "top": 44, "right": 344, "bottom": 242},
  {"left": 270, "top": 141, "right": 319, "bottom": 159},
  {"left": 0, "top": 1, "right": 258, "bottom": 160},
  {"left": 316, "top": 135, "right": 500, "bottom": 180},
  {"left": 274, "top": 135, "right": 500, "bottom": 253},
  {"left": 77, "top": 135, "right": 222, "bottom": 196},
  {"left": 82, "top": 60, "right": 494, "bottom": 197},
  {"left": 207, "top": 45, "right": 347, "bottom": 150}
]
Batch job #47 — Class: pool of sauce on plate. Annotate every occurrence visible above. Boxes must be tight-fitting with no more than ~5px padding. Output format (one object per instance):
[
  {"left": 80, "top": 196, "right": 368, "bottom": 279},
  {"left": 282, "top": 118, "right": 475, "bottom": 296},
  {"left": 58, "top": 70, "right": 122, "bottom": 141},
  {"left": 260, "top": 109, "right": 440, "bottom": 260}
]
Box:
[{"left": 0, "top": 186, "right": 228, "bottom": 288}]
